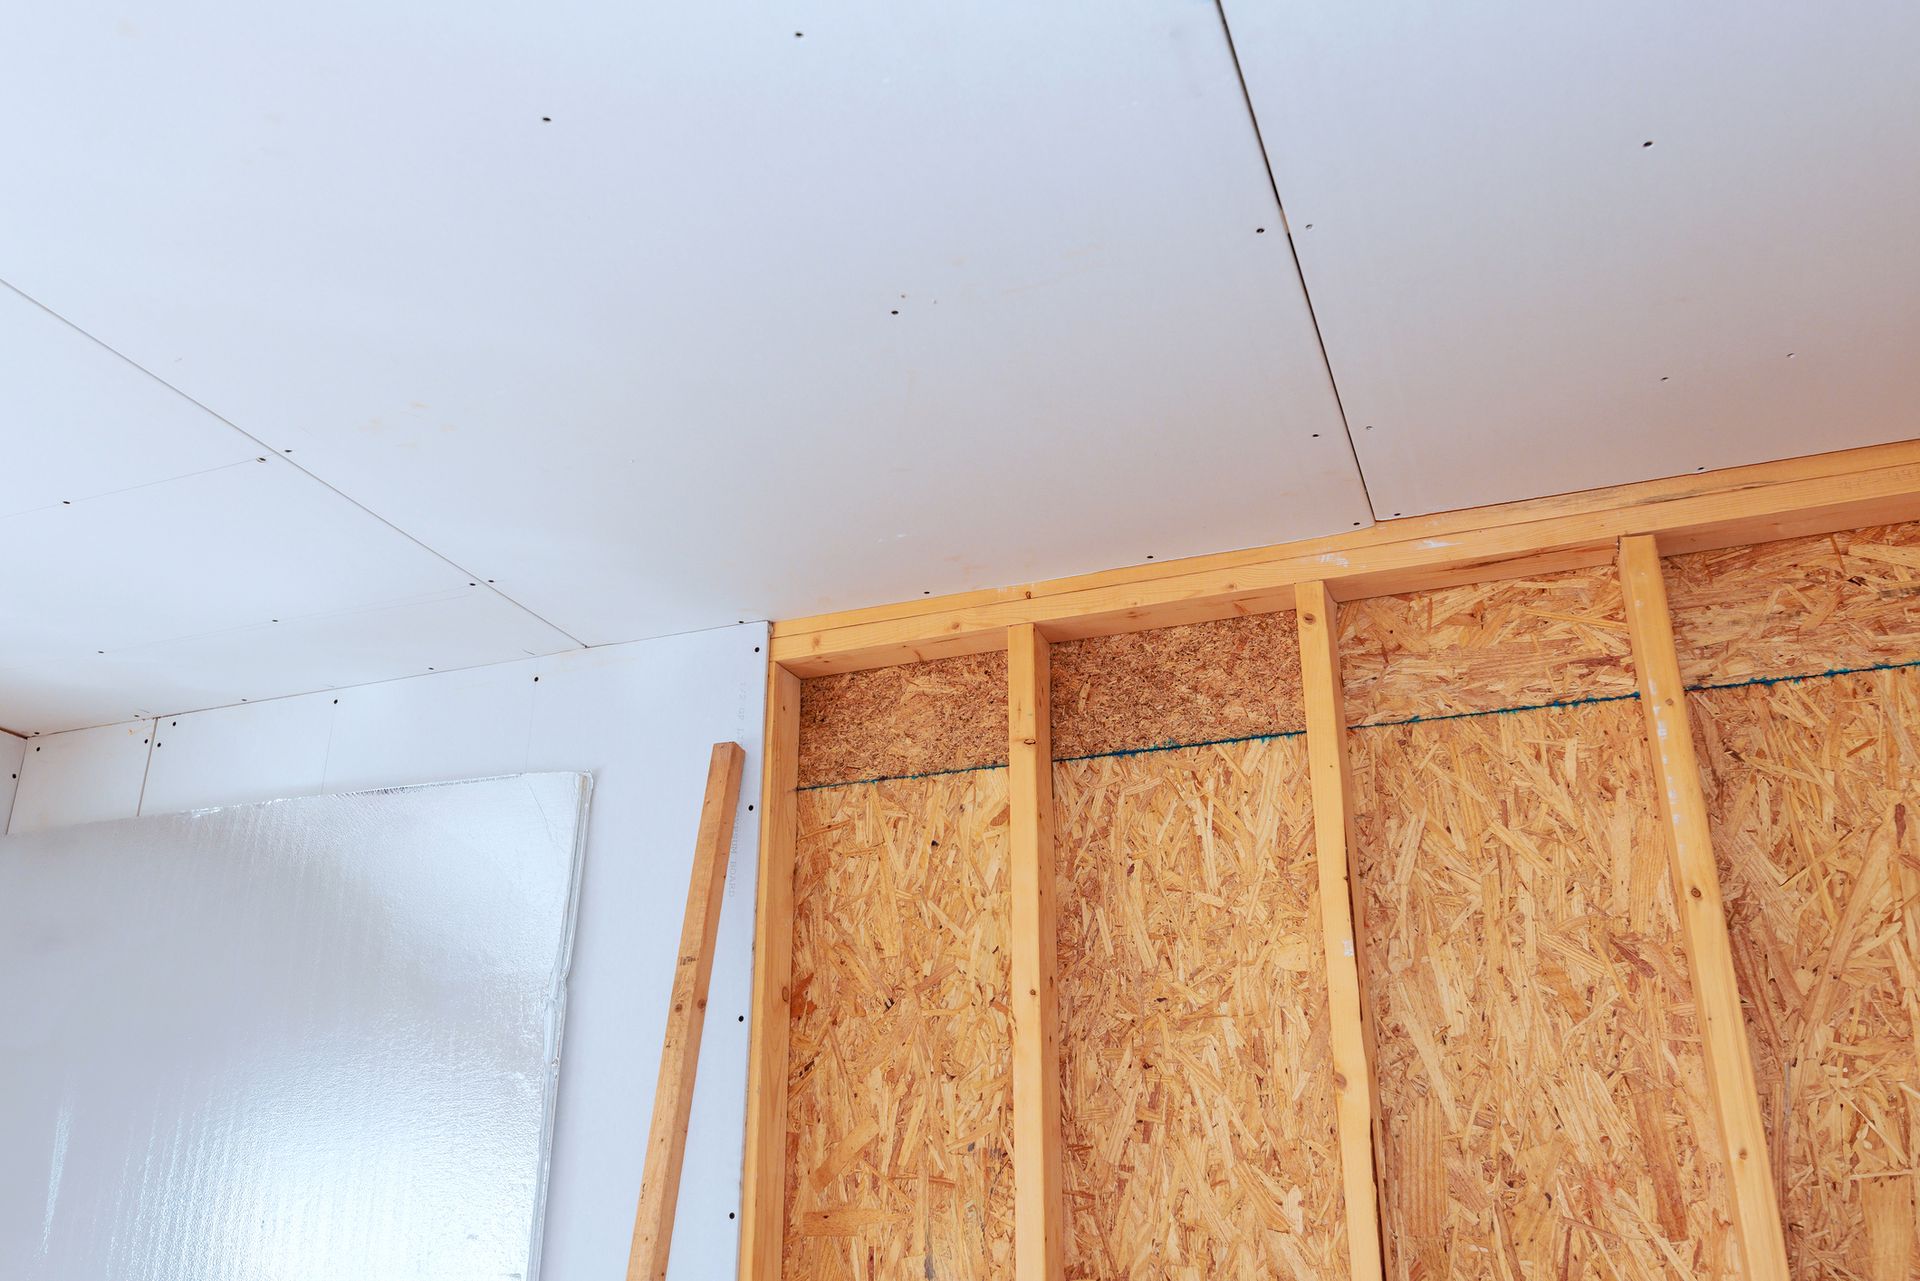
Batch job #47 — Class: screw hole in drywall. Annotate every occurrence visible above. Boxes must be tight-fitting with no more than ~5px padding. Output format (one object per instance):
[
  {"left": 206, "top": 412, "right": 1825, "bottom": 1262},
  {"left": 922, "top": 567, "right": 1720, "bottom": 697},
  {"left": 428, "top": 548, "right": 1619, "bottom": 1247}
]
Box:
[
  {"left": 754, "top": 645, "right": 761, "bottom": 652},
  {"left": 1255, "top": 227, "right": 1265, "bottom": 234},
  {"left": 533, "top": 676, "right": 540, "bottom": 682},
  {"left": 1642, "top": 140, "right": 1653, "bottom": 147},
  {"left": 890, "top": 309, "right": 898, "bottom": 315},
  {"left": 541, "top": 116, "right": 551, "bottom": 122},
  {"left": 729, "top": 1212, "right": 737, "bottom": 1219},
  {"left": 748, "top": 804, "right": 755, "bottom": 811}
]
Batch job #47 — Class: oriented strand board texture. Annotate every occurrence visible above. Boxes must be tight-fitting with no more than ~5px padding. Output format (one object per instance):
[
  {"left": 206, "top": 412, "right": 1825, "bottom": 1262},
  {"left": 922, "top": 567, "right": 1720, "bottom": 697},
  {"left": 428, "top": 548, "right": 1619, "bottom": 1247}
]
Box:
[
  {"left": 1049, "top": 614, "right": 1304, "bottom": 759},
  {"left": 1053, "top": 738, "right": 1345, "bottom": 1279},
  {"left": 1338, "top": 567, "right": 1635, "bottom": 725},
  {"left": 1667, "top": 520, "right": 1920, "bottom": 686},
  {"left": 798, "top": 653, "right": 1008, "bottom": 788},
  {"left": 1694, "top": 669, "right": 1920, "bottom": 1281},
  {"left": 785, "top": 773, "right": 1015, "bottom": 1280},
  {"left": 1353, "top": 703, "right": 1741, "bottom": 1281}
]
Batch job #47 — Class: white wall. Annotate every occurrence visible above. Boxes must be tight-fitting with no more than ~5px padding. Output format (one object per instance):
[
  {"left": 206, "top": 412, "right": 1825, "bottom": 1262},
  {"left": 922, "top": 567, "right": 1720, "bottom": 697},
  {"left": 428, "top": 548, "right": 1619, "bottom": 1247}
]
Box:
[
  {"left": 6, "top": 625, "right": 769, "bottom": 1281},
  {"left": 0, "top": 730, "right": 22, "bottom": 830}
]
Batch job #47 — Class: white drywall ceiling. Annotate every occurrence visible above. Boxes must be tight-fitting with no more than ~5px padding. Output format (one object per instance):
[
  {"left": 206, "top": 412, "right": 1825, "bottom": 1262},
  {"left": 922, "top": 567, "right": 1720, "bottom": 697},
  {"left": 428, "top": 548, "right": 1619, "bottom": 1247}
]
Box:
[
  {"left": 3, "top": 3, "right": 1916, "bottom": 734},
  {"left": 1224, "top": 0, "right": 1920, "bottom": 516},
  {"left": 0, "top": 0, "right": 1366, "bottom": 711}
]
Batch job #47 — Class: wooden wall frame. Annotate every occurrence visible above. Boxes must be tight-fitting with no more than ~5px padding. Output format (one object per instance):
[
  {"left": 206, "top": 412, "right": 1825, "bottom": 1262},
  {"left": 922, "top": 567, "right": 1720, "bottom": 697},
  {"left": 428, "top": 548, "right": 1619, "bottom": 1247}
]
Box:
[{"left": 739, "top": 439, "right": 1920, "bottom": 1281}]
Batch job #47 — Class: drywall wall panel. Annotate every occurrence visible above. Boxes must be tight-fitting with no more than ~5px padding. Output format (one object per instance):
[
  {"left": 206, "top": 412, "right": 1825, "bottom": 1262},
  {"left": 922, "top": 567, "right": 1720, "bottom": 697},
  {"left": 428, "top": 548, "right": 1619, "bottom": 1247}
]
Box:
[
  {"left": 0, "top": 773, "right": 590, "bottom": 1279},
  {"left": 0, "top": 730, "right": 22, "bottom": 829},
  {"left": 4, "top": 625, "right": 767, "bottom": 1281},
  {"left": 1054, "top": 739, "right": 1344, "bottom": 1277},
  {"left": 1352, "top": 704, "right": 1739, "bottom": 1279},
  {"left": 0, "top": 1, "right": 1370, "bottom": 647},
  {"left": 1693, "top": 671, "right": 1920, "bottom": 1279},
  {"left": 1224, "top": 1, "right": 1920, "bottom": 515},
  {"left": 785, "top": 773, "right": 1015, "bottom": 1279},
  {"left": 139, "top": 693, "right": 338, "bottom": 814},
  {"left": 8, "top": 719, "right": 154, "bottom": 833}
]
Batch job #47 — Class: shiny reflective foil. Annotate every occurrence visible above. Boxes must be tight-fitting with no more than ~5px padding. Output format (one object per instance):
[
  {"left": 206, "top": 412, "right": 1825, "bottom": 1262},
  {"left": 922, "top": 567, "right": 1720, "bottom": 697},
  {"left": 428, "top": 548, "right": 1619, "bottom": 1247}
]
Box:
[{"left": 0, "top": 773, "right": 591, "bottom": 1281}]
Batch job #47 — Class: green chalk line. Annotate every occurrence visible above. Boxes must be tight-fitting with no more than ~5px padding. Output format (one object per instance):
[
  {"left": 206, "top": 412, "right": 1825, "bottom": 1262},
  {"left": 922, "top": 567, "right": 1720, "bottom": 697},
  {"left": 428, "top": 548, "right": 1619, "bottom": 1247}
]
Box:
[{"left": 797, "top": 656, "right": 1920, "bottom": 791}]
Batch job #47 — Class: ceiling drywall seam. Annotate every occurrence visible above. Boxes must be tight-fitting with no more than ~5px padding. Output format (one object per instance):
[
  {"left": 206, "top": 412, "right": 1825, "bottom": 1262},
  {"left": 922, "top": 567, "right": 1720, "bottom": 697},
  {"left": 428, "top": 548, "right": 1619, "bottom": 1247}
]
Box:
[
  {"left": 1210, "top": 0, "right": 1377, "bottom": 523},
  {"left": 1, "top": 278, "right": 589, "bottom": 648}
]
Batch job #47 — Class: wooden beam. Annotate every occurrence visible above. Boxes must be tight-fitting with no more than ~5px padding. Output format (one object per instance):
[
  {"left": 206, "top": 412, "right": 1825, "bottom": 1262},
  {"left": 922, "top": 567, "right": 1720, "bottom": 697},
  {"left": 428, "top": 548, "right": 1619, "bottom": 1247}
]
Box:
[
  {"left": 629, "top": 741, "right": 747, "bottom": 1281},
  {"left": 737, "top": 664, "right": 801, "bottom": 1281},
  {"left": 1618, "top": 535, "right": 1790, "bottom": 1281},
  {"left": 1007, "top": 623, "right": 1066, "bottom": 1280},
  {"left": 1294, "top": 582, "right": 1386, "bottom": 1281},
  {"left": 773, "top": 439, "right": 1920, "bottom": 674}
]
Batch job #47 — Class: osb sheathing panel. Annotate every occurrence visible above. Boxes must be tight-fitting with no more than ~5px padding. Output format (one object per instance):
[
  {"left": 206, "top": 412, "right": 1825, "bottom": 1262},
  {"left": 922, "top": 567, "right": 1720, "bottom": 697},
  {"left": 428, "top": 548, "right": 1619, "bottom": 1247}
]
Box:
[
  {"left": 1353, "top": 704, "right": 1741, "bottom": 1281},
  {"left": 1694, "top": 670, "right": 1920, "bottom": 1281},
  {"left": 1053, "top": 738, "right": 1346, "bottom": 1280},
  {"left": 1667, "top": 520, "right": 1920, "bottom": 687},
  {"left": 1049, "top": 614, "right": 1304, "bottom": 759},
  {"left": 1337, "top": 567, "right": 1635, "bottom": 725},
  {"left": 785, "top": 773, "right": 1015, "bottom": 1280},
  {"left": 798, "top": 652, "right": 1008, "bottom": 788}
]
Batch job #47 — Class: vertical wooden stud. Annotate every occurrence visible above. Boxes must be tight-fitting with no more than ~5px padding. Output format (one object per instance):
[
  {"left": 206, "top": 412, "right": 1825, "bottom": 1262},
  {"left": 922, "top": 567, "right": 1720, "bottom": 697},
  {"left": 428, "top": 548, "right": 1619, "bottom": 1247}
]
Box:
[
  {"left": 737, "top": 664, "right": 801, "bottom": 1281},
  {"left": 1008, "top": 622, "right": 1066, "bottom": 1281},
  {"left": 1295, "top": 582, "right": 1387, "bottom": 1281},
  {"left": 630, "top": 741, "right": 748, "bottom": 1281},
  {"left": 1619, "top": 534, "right": 1790, "bottom": 1281}
]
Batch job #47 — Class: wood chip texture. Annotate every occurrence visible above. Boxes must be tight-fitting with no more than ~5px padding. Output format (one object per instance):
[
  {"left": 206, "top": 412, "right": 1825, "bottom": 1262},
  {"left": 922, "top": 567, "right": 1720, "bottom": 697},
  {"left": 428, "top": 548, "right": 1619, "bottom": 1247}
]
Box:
[
  {"left": 1667, "top": 520, "right": 1920, "bottom": 687},
  {"left": 1353, "top": 702, "right": 1741, "bottom": 1281},
  {"left": 1053, "top": 738, "right": 1345, "bottom": 1280},
  {"left": 1693, "top": 669, "right": 1920, "bottom": 1281},
  {"left": 1338, "top": 567, "right": 1634, "bottom": 725},
  {"left": 798, "top": 653, "right": 1008, "bottom": 788},
  {"left": 1049, "top": 614, "right": 1305, "bottom": 759},
  {"left": 784, "top": 773, "right": 1015, "bottom": 1280}
]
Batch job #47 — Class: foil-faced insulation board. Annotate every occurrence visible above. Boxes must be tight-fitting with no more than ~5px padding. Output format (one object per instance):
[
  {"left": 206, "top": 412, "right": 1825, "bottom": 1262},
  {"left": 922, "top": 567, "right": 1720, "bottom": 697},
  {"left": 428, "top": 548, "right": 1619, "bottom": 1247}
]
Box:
[{"left": 0, "top": 772, "right": 591, "bottom": 1280}]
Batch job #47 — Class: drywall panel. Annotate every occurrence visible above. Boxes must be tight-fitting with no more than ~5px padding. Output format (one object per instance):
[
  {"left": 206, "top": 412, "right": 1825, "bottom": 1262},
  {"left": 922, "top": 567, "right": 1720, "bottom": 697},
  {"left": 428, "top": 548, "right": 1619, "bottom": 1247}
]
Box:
[
  {"left": 0, "top": 773, "right": 589, "bottom": 1279},
  {"left": 0, "top": 730, "right": 22, "bottom": 829},
  {"left": 0, "top": 1, "right": 1370, "bottom": 645},
  {"left": 139, "top": 694, "right": 338, "bottom": 814},
  {"left": 0, "top": 283, "right": 255, "bottom": 520},
  {"left": 786, "top": 773, "right": 1015, "bottom": 1278},
  {"left": 8, "top": 719, "right": 154, "bottom": 833},
  {"left": 4, "top": 624, "right": 767, "bottom": 1281},
  {"left": 1225, "top": 1, "right": 1920, "bottom": 515},
  {"left": 0, "top": 459, "right": 578, "bottom": 734}
]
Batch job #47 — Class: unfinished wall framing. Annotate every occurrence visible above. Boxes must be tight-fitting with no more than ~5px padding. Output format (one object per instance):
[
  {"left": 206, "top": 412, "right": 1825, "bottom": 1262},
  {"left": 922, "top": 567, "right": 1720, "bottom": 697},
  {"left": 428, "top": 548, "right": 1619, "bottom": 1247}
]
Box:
[{"left": 742, "top": 441, "right": 1920, "bottom": 1281}]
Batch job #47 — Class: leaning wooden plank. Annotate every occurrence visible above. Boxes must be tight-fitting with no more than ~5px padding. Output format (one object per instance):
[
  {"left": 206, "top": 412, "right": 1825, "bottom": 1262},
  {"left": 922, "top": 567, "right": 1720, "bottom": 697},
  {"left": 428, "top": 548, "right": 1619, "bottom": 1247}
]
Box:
[
  {"left": 1295, "top": 582, "right": 1385, "bottom": 1281},
  {"left": 1008, "top": 622, "right": 1065, "bottom": 1280},
  {"left": 629, "top": 741, "right": 747, "bottom": 1281},
  {"left": 736, "top": 665, "right": 801, "bottom": 1281},
  {"left": 773, "top": 439, "right": 1920, "bottom": 674},
  {"left": 1618, "top": 534, "right": 1790, "bottom": 1281}
]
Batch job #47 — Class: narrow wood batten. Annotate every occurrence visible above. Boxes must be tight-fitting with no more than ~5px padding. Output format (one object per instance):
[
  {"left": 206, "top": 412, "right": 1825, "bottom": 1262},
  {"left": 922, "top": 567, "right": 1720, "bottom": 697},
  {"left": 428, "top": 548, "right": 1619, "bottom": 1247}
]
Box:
[
  {"left": 737, "top": 666, "right": 800, "bottom": 1281},
  {"left": 1295, "top": 582, "right": 1386, "bottom": 1281},
  {"left": 630, "top": 742, "right": 746, "bottom": 1281},
  {"left": 1618, "top": 535, "right": 1790, "bottom": 1281},
  {"left": 1007, "top": 623, "right": 1066, "bottom": 1280}
]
